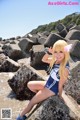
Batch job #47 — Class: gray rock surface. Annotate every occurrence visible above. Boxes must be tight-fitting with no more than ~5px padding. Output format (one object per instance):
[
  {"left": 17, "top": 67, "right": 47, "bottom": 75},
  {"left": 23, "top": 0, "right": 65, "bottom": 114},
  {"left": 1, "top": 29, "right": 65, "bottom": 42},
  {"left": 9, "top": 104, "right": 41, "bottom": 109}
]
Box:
[
  {"left": 56, "top": 23, "right": 65, "bottom": 32},
  {"left": 30, "top": 45, "right": 46, "bottom": 67},
  {"left": 2, "top": 43, "right": 26, "bottom": 61},
  {"left": 38, "top": 36, "right": 47, "bottom": 44},
  {"left": 8, "top": 65, "right": 44, "bottom": 100},
  {"left": 18, "top": 38, "right": 34, "bottom": 53},
  {"left": 0, "top": 22, "right": 80, "bottom": 120},
  {"left": 65, "top": 29, "right": 80, "bottom": 40},
  {"left": 28, "top": 34, "right": 39, "bottom": 44},
  {"left": 0, "top": 54, "right": 20, "bottom": 72},
  {"left": 70, "top": 40, "right": 80, "bottom": 59},
  {"left": 56, "top": 23, "right": 67, "bottom": 37},
  {"left": 28, "top": 96, "right": 72, "bottom": 120},
  {"left": 64, "top": 61, "right": 80, "bottom": 104},
  {"left": 58, "top": 29, "right": 67, "bottom": 38},
  {"left": 70, "top": 25, "right": 80, "bottom": 31},
  {"left": 66, "top": 23, "right": 76, "bottom": 31},
  {"left": 44, "top": 33, "right": 65, "bottom": 47}
]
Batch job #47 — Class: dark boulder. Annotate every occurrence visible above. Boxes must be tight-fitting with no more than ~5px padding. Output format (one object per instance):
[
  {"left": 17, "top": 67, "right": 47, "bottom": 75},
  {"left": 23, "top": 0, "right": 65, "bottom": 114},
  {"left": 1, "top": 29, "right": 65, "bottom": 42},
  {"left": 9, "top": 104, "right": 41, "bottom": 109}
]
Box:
[
  {"left": 56, "top": 23, "right": 67, "bottom": 37},
  {"left": 38, "top": 37, "right": 47, "bottom": 44},
  {"left": 58, "top": 29, "right": 67, "bottom": 38},
  {"left": 24, "top": 34, "right": 39, "bottom": 44},
  {"left": 30, "top": 45, "right": 46, "bottom": 67},
  {"left": 56, "top": 23, "right": 65, "bottom": 32},
  {"left": 66, "top": 23, "right": 76, "bottom": 31},
  {"left": 2, "top": 43, "right": 26, "bottom": 61},
  {"left": 37, "top": 31, "right": 49, "bottom": 37},
  {"left": 44, "top": 33, "right": 65, "bottom": 47},
  {"left": 28, "top": 96, "right": 72, "bottom": 120},
  {"left": 64, "top": 61, "right": 80, "bottom": 104},
  {"left": 15, "top": 36, "right": 21, "bottom": 39},
  {"left": 8, "top": 65, "right": 44, "bottom": 100},
  {"left": 70, "top": 40, "right": 80, "bottom": 59},
  {"left": 28, "top": 34, "right": 39, "bottom": 44},
  {"left": 0, "top": 54, "right": 20, "bottom": 72},
  {"left": 70, "top": 25, "right": 80, "bottom": 31},
  {"left": 18, "top": 38, "right": 34, "bottom": 53},
  {"left": 10, "top": 37, "right": 15, "bottom": 40},
  {"left": 65, "top": 30, "right": 80, "bottom": 41}
]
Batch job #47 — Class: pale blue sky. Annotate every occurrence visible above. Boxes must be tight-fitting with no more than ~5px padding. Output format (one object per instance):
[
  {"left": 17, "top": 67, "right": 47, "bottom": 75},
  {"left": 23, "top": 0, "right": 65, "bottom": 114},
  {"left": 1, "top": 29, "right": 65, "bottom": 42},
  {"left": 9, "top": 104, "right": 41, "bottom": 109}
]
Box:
[{"left": 0, "top": 0, "right": 80, "bottom": 39}]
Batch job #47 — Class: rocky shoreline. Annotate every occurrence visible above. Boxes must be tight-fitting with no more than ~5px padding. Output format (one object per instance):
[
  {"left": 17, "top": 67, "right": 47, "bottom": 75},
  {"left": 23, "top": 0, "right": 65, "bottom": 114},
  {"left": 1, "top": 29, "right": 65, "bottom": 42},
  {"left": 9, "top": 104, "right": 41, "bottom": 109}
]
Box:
[{"left": 0, "top": 23, "right": 80, "bottom": 120}]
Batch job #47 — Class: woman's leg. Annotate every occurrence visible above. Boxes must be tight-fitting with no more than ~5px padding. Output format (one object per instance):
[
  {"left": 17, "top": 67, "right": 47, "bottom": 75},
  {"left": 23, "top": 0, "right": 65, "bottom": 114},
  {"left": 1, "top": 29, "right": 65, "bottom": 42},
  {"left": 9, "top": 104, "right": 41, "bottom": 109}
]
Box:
[
  {"left": 27, "top": 81, "right": 46, "bottom": 93},
  {"left": 20, "top": 87, "right": 55, "bottom": 117}
]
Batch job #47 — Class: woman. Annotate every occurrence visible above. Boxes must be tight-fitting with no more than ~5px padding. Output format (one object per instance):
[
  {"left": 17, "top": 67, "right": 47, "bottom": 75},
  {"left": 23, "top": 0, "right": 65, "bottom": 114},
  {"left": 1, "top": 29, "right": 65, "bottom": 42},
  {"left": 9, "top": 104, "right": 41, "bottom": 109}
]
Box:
[{"left": 16, "top": 40, "right": 70, "bottom": 120}]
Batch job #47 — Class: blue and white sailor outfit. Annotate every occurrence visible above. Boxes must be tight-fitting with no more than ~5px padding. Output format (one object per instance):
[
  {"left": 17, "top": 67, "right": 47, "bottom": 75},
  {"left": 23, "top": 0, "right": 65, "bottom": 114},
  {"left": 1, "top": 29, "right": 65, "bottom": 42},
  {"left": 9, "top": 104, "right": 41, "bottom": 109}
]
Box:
[{"left": 45, "top": 63, "right": 69, "bottom": 95}]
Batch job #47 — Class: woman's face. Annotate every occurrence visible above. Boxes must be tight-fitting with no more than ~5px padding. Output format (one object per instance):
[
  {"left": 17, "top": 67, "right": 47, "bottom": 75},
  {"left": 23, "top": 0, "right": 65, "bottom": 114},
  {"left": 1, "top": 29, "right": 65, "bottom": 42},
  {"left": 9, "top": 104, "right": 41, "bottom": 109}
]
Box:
[{"left": 53, "top": 50, "right": 65, "bottom": 63}]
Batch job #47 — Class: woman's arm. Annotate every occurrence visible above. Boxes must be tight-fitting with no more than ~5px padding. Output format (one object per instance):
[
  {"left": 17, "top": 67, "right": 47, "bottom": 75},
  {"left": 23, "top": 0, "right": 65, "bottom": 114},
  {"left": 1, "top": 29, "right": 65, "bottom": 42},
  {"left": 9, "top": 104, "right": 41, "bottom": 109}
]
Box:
[
  {"left": 42, "top": 47, "right": 53, "bottom": 64},
  {"left": 42, "top": 53, "right": 52, "bottom": 64}
]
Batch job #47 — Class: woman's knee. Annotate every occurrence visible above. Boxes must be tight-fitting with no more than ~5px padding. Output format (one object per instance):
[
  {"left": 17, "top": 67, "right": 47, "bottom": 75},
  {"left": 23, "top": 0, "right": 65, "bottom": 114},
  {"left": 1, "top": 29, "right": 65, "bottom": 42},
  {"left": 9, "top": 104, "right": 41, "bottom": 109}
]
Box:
[
  {"left": 27, "top": 81, "right": 46, "bottom": 91},
  {"left": 27, "top": 81, "right": 32, "bottom": 89},
  {"left": 27, "top": 81, "right": 37, "bottom": 93}
]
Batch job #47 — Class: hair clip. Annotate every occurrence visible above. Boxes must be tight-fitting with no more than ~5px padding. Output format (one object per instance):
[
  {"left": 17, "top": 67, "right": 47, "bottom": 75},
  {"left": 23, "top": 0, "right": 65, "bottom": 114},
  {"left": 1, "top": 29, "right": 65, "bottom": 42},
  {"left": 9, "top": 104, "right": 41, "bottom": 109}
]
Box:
[{"left": 64, "top": 44, "right": 72, "bottom": 52}]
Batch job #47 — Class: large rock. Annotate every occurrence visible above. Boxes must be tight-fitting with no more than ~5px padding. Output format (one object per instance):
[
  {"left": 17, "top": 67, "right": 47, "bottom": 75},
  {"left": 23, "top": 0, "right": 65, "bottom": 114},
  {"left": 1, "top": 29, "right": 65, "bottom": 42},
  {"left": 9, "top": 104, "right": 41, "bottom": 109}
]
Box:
[
  {"left": 38, "top": 36, "right": 47, "bottom": 44},
  {"left": 9, "top": 37, "right": 15, "bottom": 40},
  {"left": 56, "top": 23, "right": 65, "bottom": 32},
  {"left": 65, "top": 29, "right": 80, "bottom": 41},
  {"left": 66, "top": 23, "right": 76, "bottom": 31},
  {"left": 28, "top": 96, "right": 72, "bottom": 120},
  {"left": 70, "top": 40, "right": 80, "bottom": 59},
  {"left": 30, "top": 45, "right": 46, "bottom": 67},
  {"left": 8, "top": 65, "right": 44, "bottom": 100},
  {"left": 37, "top": 31, "right": 49, "bottom": 37},
  {"left": 18, "top": 38, "right": 34, "bottom": 53},
  {"left": 58, "top": 29, "right": 67, "bottom": 38},
  {"left": 70, "top": 25, "right": 80, "bottom": 31},
  {"left": 64, "top": 61, "right": 80, "bottom": 104},
  {"left": 24, "top": 34, "right": 39, "bottom": 44},
  {"left": 56, "top": 23, "right": 67, "bottom": 37},
  {"left": 41, "top": 31, "right": 50, "bottom": 37},
  {"left": 2, "top": 43, "right": 26, "bottom": 61},
  {"left": 0, "top": 54, "right": 20, "bottom": 72},
  {"left": 44, "top": 33, "right": 65, "bottom": 47},
  {"left": 15, "top": 36, "right": 21, "bottom": 39},
  {"left": 28, "top": 34, "right": 39, "bottom": 44}
]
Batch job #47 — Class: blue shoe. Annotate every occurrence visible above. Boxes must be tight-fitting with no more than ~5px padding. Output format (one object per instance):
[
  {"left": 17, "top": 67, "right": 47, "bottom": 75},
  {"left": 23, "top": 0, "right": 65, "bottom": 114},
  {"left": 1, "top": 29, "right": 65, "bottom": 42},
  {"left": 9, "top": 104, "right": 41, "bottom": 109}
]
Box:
[{"left": 16, "top": 114, "right": 27, "bottom": 120}]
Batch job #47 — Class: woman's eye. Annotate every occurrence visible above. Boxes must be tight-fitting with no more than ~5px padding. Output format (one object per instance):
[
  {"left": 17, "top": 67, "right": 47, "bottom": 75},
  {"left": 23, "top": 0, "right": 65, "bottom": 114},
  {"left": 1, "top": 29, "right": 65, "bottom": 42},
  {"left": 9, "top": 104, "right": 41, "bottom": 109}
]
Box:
[
  {"left": 54, "top": 51, "right": 57, "bottom": 53},
  {"left": 60, "top": 51, "right": 63, "bottom": 53}
]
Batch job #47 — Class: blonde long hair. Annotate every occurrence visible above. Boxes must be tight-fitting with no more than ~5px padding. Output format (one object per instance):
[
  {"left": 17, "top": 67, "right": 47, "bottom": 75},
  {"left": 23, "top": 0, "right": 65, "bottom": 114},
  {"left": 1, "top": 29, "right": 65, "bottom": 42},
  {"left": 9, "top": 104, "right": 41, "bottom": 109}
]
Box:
[{"left": 50, "top": 40, "right": 70, "bottom": 79}]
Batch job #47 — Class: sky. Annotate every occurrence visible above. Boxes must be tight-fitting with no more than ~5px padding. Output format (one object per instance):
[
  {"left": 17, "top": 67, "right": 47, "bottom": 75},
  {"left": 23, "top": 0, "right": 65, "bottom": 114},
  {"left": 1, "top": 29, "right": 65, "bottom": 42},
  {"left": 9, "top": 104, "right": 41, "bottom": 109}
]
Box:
[{"left": 0, "top": 0, "right": 80, "bottom": 39}]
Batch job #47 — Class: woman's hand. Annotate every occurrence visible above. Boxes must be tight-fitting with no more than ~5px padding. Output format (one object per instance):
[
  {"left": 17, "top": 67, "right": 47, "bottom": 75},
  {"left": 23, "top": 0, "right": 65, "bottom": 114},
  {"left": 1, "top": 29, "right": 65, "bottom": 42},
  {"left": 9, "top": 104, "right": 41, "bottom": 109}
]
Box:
[
  {"left": 48, "top": 47, "right": 53, "bottom": 54},
  {"left": 42, "top": 53, "right": 52, "bottom": 64}
]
